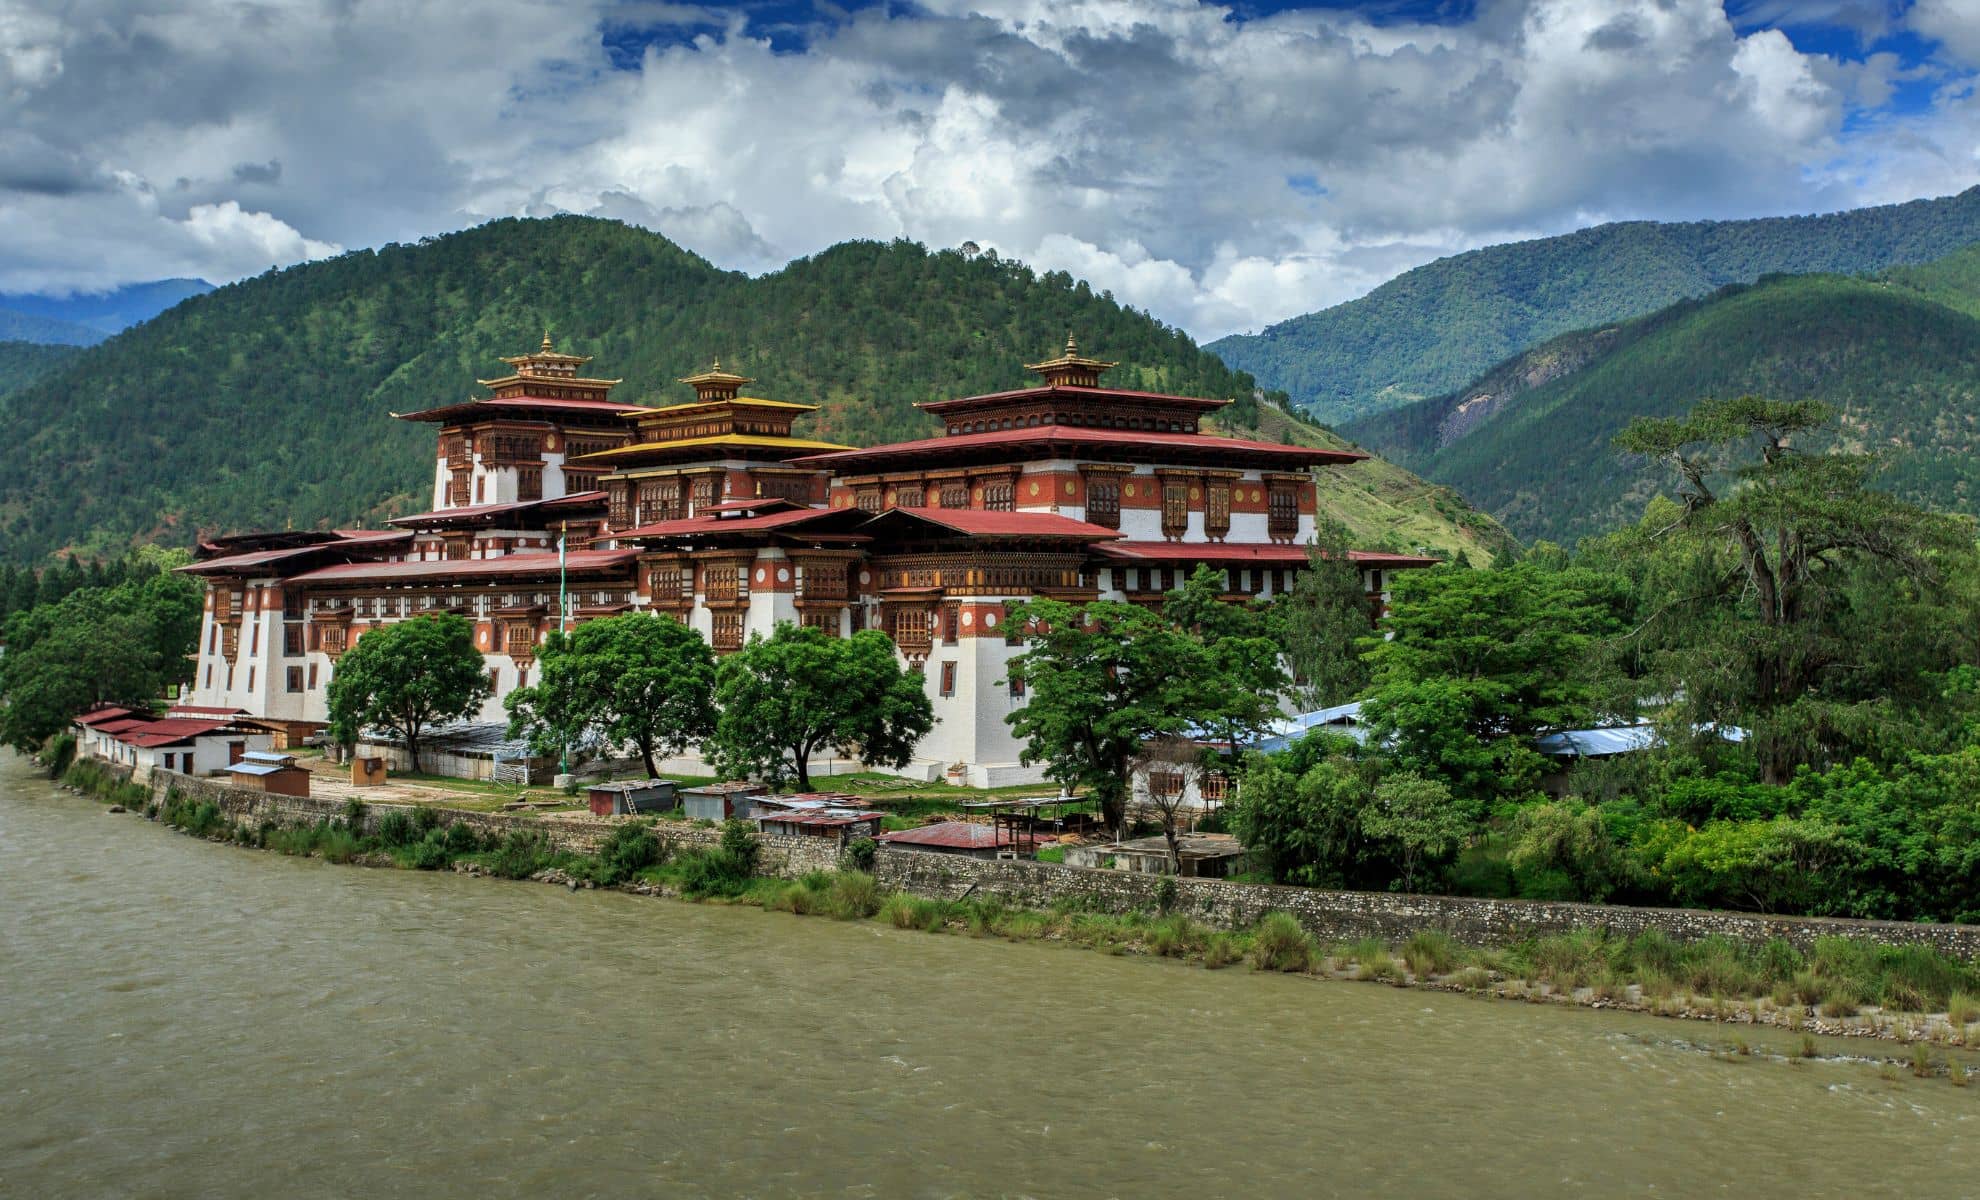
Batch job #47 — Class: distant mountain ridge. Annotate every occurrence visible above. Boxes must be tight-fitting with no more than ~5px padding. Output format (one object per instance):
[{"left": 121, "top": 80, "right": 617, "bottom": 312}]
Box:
[
  {"left": 0, "top": 278, "right": 214, "bottom": 346},
  {"left": 1342, "top": 245, "right": 1980, "bottom": 545},
  {"left": 0, "top": 216, "right": 1508, "bottom": 566},
  {"left": 1211, "top": 187, "right": 1980, "bottom": 423}
]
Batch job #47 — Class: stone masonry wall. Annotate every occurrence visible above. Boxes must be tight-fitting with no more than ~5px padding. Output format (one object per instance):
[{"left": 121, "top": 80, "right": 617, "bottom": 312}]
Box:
[
  {"left": 148, "top": 771, "right": 843, "bottom": 879},
  {"left": 873, "top": 851, "right": 1980, "bottom": 961}
]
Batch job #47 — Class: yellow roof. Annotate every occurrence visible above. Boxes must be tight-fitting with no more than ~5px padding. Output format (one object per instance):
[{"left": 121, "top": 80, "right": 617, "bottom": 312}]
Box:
[
  {"left": 573, "top": 433, "right": 854, "bottom": 461},
  {"left": 624, "top": 396, "right": 818, "bottom": 417}
]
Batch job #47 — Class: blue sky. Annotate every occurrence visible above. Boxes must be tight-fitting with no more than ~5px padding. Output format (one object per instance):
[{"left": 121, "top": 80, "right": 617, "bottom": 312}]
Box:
[{"left": 2, "top": 0, "right": 1977, "bottom": 337}]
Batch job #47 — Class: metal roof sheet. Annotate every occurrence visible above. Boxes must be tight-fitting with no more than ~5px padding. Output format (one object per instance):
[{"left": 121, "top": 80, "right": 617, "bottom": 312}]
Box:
[{"left": 877, "top": 821, "right": 1024, "bottom": 850}]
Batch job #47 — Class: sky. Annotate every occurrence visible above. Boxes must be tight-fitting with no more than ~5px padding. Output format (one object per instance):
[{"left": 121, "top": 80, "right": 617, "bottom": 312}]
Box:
[{"left": 2, "top": 0, "right": 1977, "bottom": 341}]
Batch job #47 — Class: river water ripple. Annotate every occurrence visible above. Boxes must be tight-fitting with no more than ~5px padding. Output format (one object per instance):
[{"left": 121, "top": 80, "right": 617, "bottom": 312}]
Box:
[{"left": 2, "top": 754, "right": 1974, "bottom": 1198}]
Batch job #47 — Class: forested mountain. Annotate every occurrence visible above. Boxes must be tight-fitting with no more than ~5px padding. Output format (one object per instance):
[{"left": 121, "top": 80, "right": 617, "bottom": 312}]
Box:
[
  {"left": 0, "top": 279, "right": 214, "bottom": 346},
  {"left": 0, "top": 342, "right": 81, "bottom": 398},
  {"left": 0, "top": 216, "right": 1506, "bottom": 565},
  {"left": 1211, "top": 186, "right": 1980, "bottom": 423},
  {"left": 1342, "top": 247, "right": 1980, "bottom": 544}
]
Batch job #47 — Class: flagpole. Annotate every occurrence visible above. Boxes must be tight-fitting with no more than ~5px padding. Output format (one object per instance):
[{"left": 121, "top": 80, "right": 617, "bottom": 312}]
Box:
[{"left": 558, "top": 519, "right": 569, "bottom": 778}]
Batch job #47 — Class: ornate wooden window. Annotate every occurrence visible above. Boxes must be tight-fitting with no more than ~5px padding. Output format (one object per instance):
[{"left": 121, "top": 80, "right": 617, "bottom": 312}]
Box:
[
  {"left": 894, "top": 484, "right": 925, "bottom": 508},
  {"left": 1205, "top": 481, "right": 1231, "bottom": 539},
  {"left": 220, "top": 625, "right": 239, "bottom": 660},
  {"left": 518, "top": 466, "right": 543, "bottom": 502},
  {"left": 319, "top": 624, "right": 348, "bottom": 659},
  {"left": 940, "top": 661, "right": 956, "bottom": 697},
  {"left": 444, "top": 433, "right": 470, "bottom": 468},
  {"left": 888, "top": 607, "right": 932, "bottom": 655},
  {"left": 711, "top": 611, "right": 744, "bottom": 652},
  {"left": 797, "top": 561, "right": 847, "bottom": 601},
  {"left": 689, "top": 474, "right": 718, "bottom": 513},
  {"left": 1161, "top": 481, "right": 1191, "bottom": 539},
  {"left": 448, "top": 469, "right": 472, "bottom": 507},
  {"left": 211, "top": 587, "right": 235, "bottom": 623},
  {"left": 563, "top": 468, "right": 602, "bottom": 496},
  {"left": 637, "top": 479, "right": 684, "bottom": 525},
  {"left": 648, "top": 563, "right": 692, "bottom": 605},
  {"left": 444, "top": 536, "right": 471, "bottom": 561},
  {"left": 982, "top": 481, "right": 1013, "bottom": 512},
  {"left": 607, "top": 481, "right": 632, "bottom": 529},
  {"left": 799, "top": 609, "right": 840, "bottom": 635},
  {"left": 942, "top": 601, "right": 960, "bottom": 646},
  {"left": 1268, "top": 487, "right": 1299, "bottom": 540},
  {"left": 703, "top": 562, "right": 742, "bottom": 604},
  {"left": 500, "top": 619, "right": 538, "bottom": 661},
  {"left": 939, "top": 480, "right": 970, "bottom": 509},
  {"left": 855, "top": 486, "right": 882, "bottom": 514},
  {"left": 283, "top": 624, "right": 304, "bottom": 656},
  {"left": 1086, "top": 477, "right": 1120, "bottom": 528}
]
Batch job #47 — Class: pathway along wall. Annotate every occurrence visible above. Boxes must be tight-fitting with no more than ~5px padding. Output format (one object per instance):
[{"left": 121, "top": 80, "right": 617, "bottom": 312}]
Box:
[
  {"left": 146, "top": 771, "right": 843, "bottom": 878},
  {"left": 873, "top": 852, "right": 1980, "bottom": 960}
]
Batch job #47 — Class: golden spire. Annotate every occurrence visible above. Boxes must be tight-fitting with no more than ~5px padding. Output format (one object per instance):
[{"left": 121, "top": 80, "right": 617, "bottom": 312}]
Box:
[
  {"left": 541, "top": 331, "right": 554, "bottom": 353},
  {"left": 679, "top": 356, "right": 755, "bottom": 403},
  {"left": 1025, "top": 333, "right": 1117, "bottom": 388}
]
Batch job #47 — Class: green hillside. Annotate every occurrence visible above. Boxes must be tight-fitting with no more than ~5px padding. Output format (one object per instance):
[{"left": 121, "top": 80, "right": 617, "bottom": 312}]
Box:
[
  {"left": 1343, "top": 252, "right": 1980, "bottom": 544},
  {"left": 1212, "top": 187, "right": 1980, "bottom": 423},
  {"left": 0, "top": 341, "right": 82, "bottom": 397},
  {"left": 0, "top": 216, "right": 1498, "bottom": 564}
]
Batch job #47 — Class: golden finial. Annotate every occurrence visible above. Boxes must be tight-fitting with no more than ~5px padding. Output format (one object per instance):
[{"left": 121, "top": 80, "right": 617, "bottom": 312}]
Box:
[
  {"left": 712, "top": 356, "right": 722, "bottom": 371},
  {"left": 541, "top": 331, "right": 554, "bottom": 353},
  {"left": 1065, "top": 331, "right": 1077, "bottom": 356}
]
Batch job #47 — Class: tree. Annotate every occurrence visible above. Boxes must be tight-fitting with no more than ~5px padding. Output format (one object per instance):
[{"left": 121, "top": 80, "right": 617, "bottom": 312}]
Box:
[
  {"left": 1278, "top": 516, "right": 1375, "bottom": 706},
  {"left": 1005, "top": 598, "right": 1211, "bottom": 838},
  {"left": 0, "top": 551, "right": 203, "bottom": 754},
  {"left": 1228, "top": 732, "right": 1380, "bottom": 887},
  {"left": 505, "top": 612, "right": 716, "bottom": 778},
  {"left": 708, "top": 623, "right": 933, "bottom": 790},
  {"left": 1163, "top": 565, "right": 1289, "bottom": 758},
  {"left": 325, "top": 614, "right": 492, "bottom": 774},
  {"left": 1358, "top": 772, "right": 1467, "bottom": 892},
  {"left": 1359, "top": 561, "right": 1628, "bottom": 806},
  {"left": 1132, "top": 735, "right": 1209, "bottom": 874},
  {"left": 1614, "top": 397, "right": 1979, "bottom": 782}
]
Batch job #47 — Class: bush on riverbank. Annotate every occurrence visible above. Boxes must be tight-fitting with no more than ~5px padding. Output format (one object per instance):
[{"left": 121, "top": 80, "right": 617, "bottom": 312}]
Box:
[{"left": 65, "top": 759, "right": 148, "bottom": 810}]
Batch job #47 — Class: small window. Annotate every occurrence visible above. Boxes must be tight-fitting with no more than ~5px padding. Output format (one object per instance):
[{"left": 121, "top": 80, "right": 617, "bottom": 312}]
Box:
[
  {"left": 308, "top": 663, "right": 319, "bottom": 690},
  {"left": 1007, "top": 674, "right": 1026, "bottom": 699},
  {"left": 287, "top": 666, "right": 304, "bottom": 693},
  {"left": 940, "top": 662, "right": 957, "bottom": 697}
]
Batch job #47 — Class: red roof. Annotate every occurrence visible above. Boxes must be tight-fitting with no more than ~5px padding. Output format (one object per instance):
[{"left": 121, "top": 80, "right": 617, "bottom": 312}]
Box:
[
  {"left": 388, "top": 492, "right": 605, "bottom": 527},
  {"left": 287, "top": 549, "right": 638, "bottom": 585},
  {"left": 1094, "top": 542, "right": 1441, "bottom": 568},
  {"left": 790, "top": 424, "right": 1365, "bottom": 469},
  {"left": 862, "top": 507, "right": 1123, "bottom": 541},
  {"left": 878, "top": 821, "right": 1035, "bottom": 850},
  {"left": 166, "top": 704, "right": 248, "bottom": 717},
  {"left": 180, "top": 530, "right": 411, "bottom": 575},
  {"left": 74, "top": 706, "right": 135, "bottom": 727},
  {"left": 616, "top": 507, "right": 858, "bottom": 541},
  {"left": 758, "top": 810, "right": 882, "bottom": 828},
  {"left": 698, "top": 497, "right": 803, "bottom": 515},
  {"left": 115, "top": 717, "right": 236, "bottom": 748}
]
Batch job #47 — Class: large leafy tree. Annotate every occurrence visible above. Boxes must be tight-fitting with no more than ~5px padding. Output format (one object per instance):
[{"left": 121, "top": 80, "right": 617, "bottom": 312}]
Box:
[
  {"left": 505, "top": 612, "right": 716, "bottom": 778},
  {"left": 708, "top": 623, "right": 933, "bottom": 790},
  {"left": 1614, "top": 397, "right": 1979, "bottom": 782},
  {"left": 1162, "top": 565, "right": 1289, "bottom": 758},
  {"left": 1359, "top": 560, "right": 1629, "bottom": 806},
  {"left": 1005, "top": 598, "right": 1213, "bottom": 837},
  {"left": 0, "top": 551, "right": 201, "bottom": 754},
  {"left": 325, "top": 613, "right": 492, "bottom": 774},
  {"left": 1277, "top": 517, "right": 1376, "bottom": 707}
]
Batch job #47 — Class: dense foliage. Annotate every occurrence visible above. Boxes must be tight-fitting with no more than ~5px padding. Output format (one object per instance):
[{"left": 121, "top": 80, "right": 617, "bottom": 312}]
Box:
[
  {"left": 1346, "top": 250, "right": 1980, "bottom": 544},
  {"left": 1214, "top": 185, "right": 1980, "bottom": 422},
  {"left": 707, "top": 623, "right": 933, "bottom": 791},
  {"left": 0, "top": 341, "right": 80, "bottom": 398},
  {"left": 324, "top": 613, "right": 494, "bottom": 772},
  {"left": 0, "top": 546, "right": 202, "bottom": 753},
  {"left": 504, "top": 612, "right": 716, "bottom": 778},
  {"left": 1228, "top": 402, "right": 1980, "bottom": 924}
]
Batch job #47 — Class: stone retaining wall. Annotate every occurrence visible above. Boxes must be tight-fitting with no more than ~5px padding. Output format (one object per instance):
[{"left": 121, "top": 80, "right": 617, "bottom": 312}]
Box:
[
  {"left": 873, "top": 851, "right": 1980, "bottom": 960},
  {"left": 148, "top": 771, "right": 843, "bottom": 878}
]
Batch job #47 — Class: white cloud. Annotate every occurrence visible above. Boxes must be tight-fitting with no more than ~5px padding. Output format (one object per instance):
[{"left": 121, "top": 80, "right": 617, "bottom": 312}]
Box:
[
  {"left": 0, "top": 0, "right": 1974, "bottom": 337},
  {"left": 1911, "top": 0, "right": 1980, "bottom": 67}
]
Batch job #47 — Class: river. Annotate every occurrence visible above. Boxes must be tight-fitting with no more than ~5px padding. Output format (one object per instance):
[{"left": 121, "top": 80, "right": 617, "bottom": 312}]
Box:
[{"left": 2, "top": 754, "right": 1974, "bottom": 1198}]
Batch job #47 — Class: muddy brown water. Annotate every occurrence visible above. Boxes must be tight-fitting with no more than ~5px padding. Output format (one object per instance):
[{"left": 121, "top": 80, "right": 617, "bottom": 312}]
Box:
[{"left": 2, "top": 754, "right": 1975, "bottom": 1198}]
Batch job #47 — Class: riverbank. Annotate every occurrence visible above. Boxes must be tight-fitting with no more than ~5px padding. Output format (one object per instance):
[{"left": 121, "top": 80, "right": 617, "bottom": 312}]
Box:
[{"left": 53, "top": 757, "right": 1980, "bottom": 1077}]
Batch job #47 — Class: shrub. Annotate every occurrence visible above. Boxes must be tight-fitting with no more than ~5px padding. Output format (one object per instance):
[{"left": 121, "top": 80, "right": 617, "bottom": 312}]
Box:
[
  {"left": 487, "top": 829, "right": 554, "bottom": 880},
  {"left": 1401, "top": 929, "right": 1460, "bottom": 976},
  {"left": 443, "top": 821, "right": 483, "bottom": 856},
  {"left": 1250, "top": 912, "right": 1316, "bottom": 973},
  {"left": 376, "top": 810, "right": 417, "bottom": 848},
  {"left": 317, "top": 825, "right": 362, "bottom": 865},
  {"left": 1203, "top": 933, "right": 1243, "bottom": 969},
  {"left": 1147, "top": 914, "right": 1205, "bottom": 959},
  {"left": 42, "top": 732, "right": 77, "bottom": 777},
  {"left": 413, "top": 805, "right": 440, "bottom": 835},
  {"left": 827, "top": 871, "right": 883, "bottom": 920},
  {"left": 1683, "top": 937, "right": 1760, "bottom": 999},
  {"left": 1947, "top": 992, "right": 1979, "bottom": 1026},
  {"left": 719, "top": 820, "right": 759, "bottom": 872},
  {"left": 408, "top": 831, "right": 452, "bottom": 870},
  {"left": 594, "top": 822, "right": 663, "bottom": 886},
  {"left": 343, "top": 798, "right": 367, "bottom": 828},
  {"left": 1531, "top": 930, "right": 1609, "bottom": 990},
  {"left": 772, "top": 879, "right": 828, "bottom": 915},
  {"left": 841, "top": 837, "right": 877, "bottom": 873},
  {"left": 1155, "top": 876, "right": 1179, "bottom": 915}
]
